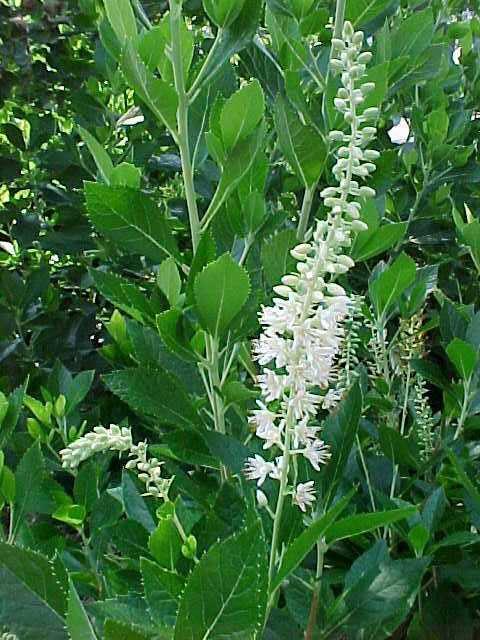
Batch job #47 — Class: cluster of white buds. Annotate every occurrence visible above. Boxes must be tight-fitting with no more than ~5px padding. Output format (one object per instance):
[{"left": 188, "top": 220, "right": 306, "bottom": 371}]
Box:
[
  {"left": 60, "top": 424, "right": 172, "bottom": 501},
  {"left": 60, "top": 424, "right": 132, "bottom": 470},
  {"left": 125, "top": 441, "right": 173, "bottom": 500},
  {"left": 324, "top": 22, "right": 379, "bottom": 240},
  {"left": 245, "top": 21, "right": 379, "bottom": 513}
]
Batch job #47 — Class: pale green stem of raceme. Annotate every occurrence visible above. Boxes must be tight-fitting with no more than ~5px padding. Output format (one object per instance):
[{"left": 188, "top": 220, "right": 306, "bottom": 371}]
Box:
[{"left": 168, "top": 2, "right": 228, "bottom": 457}]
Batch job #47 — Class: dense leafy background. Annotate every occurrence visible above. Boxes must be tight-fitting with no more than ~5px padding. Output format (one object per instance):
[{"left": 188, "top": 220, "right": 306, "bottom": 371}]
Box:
[{"left": 0, "top": 0, "right": 480, "bottom": 638}]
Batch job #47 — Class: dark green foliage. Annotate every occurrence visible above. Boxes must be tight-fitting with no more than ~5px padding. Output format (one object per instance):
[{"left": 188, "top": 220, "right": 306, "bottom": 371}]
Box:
[{"left": 1, "top": 0, "right": 480, "bottom": 639}]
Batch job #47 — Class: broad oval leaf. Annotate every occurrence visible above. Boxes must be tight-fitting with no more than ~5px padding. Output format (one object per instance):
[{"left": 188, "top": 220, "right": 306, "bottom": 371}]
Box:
[
  {"left": 85, "top": 182, "right": 179, "bottom": 263},
  {"left": 194, "top": 254, "right": 250, "bottom": 338},
  {"left": 0, "top": 543, "right": 68, "bottom": 639},
  {"left": 174, "top": 517, "right": 267, "bottom": 639},
  {"left": 220, "top": 80, "right": 265, "bottom": 150}
]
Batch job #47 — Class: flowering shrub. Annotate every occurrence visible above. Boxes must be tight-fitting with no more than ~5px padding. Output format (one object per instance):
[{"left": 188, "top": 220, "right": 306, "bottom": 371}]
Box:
[{"left": 1, "top": 1, "right": 480, "bottom": 639}]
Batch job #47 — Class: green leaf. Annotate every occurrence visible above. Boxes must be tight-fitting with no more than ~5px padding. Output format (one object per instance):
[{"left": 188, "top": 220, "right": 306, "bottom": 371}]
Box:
[
  {"left": 103, "top": 0, "right": 137, "bottom": 43},
  {"left": 65, "top": 370, "right": 95, "bottom": 415},
  {"left": 274, "top": 97, "right": 326, "bottom": 188},
  {"left": 174, "top": 517, "right": 268, "bottom": 639},
  {"left": 157, "top": 258, "right": 182, "bottom": 307},
  {"left": 194, "top": 254, "right": 250, "bottom": 338},
  {"left": 203, "top": 0, "right": 247, "bottom": 27},
  {"left": 351, "top": 222, "right": 407, "bottom": 262},
  {"left": 110, "top": 162, "right": 142, "bottom": 189},
  {"left": 138, "top": 17, "right": 193, "bottom": 83},
  {"left": 261, "top": 229, "right": 297, "bottom": 286},
  {"left": 325, "top": 506, "right": 417, "bottom": 544},
  {"left": 122, "top": 44, "right": 178, "bottom": 135},
  {"left": 78, "top": 126, "right": 113, "bottom": 184},
  {"left": 220, "top": 80, "right": 265, "bottom": 150},
  {"left": 85, "top": 182, "right": 179, "bottom": 262},
  {"left": 204, "top": 124, "right": 266, "bottom": 227},
  {"left": 446, "top": 338, "right": 478, "bottom": 380},
  {"left": 104, "top": 366, "right": 200, "bottom": 428},
  {"left": 346, "top": 0, "right": 399, "bottom": 29},
  {"left": 370, "top": 252, "right": 417, "bottom": 318},
  {"left": 322, "top": 384, "right": 362, "bottom": 507},
  {"left": 90, "top": 269, "right": 155, "bottom": 324},
  {"left": 141, "top": 558, "right": 183, "bottom": 628},
  {"left": 271, "top": 491, "right": 354, "bottom": 593},
  {"left": 122, "top": 471, "right": 156, "bottom": 532},
  {"left": 392, "top": 7, "right": 434, "bottom": 59},
  {"left": 149, "top": 519, "right": 183, "bottom": 571},
  {"left": 104, "top": 620, "right": 150, "bottom": 640},
  {"left": 0, "top": 381, "right": 27, "bottom": 448},
  {"left": 0, "top": 543, "right": 68, "bottom": 639},
  {"left": 156, "top": 310, "right": 198, "bottom": 363},
  {"left": 53, "top": 503, "right": 86, "bottom": 528},
  {"left": 333, "top": 541, "right": 429, "bottom": 632},
  {"left": 379, "top": 426, "right": 419, "bottom": 468},
  {"left": 190, "top": 0, "right": 263, "bottom": 99},
  {"left": 67, "top": 579, "right": 98, "bottom": 640},
  {"left": 12, "top": 441, "right": 45, "bottom": 540}
]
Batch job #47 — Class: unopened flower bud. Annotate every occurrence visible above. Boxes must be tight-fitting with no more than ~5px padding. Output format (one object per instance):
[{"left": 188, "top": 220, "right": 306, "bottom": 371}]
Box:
[
  {"left": 331, "top": 38, "right": 345, "bottom": 50},
  {"left": 360, "top": 82, "right": 375, "bottom": 94},
  {"left": 337, "top": 255, "right": 355, "bottom": 268},
  {"left": 353, "top": 31, "right": 364, "bottom": 46},
  {"left": 359, "top": 186, "right": 376, "bottom": 198},
  {"left": 273, "top": 285, "right": 292, "bottom": 298},
  {"left": 358, "top": 52, "right": 372, "bottom": 64},
  {"left": 363, "top": 107, "right": 379, "bottom": 120},
  {"left": 256, "top": 490, "right": 268, "bottom": 508},
  {"left": 363, "top": 149, "right": 380, "bottom": 161},
  {"left": 282, "top": 275, "right": 299, "bottom": 287},
  {"left": 343, "top": 21, "right": 354, "bottom": 40},
  {"left": 351, "top": 219, "right": 369, "bottom": 232},
  {"left": 329, "top": 130, "right": 345, "bottom": 142}
]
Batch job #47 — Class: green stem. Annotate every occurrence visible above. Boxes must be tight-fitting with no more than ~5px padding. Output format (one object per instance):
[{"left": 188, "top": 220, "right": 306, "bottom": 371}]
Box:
[
  {"left": 205, "top": 335, "right": 228, "bottom": 481},
  {"left": 390, "top": 364, "right": 412, "bottom": 500},
  {"left": 333, "top": 0, "right": 347, "bottom": 39},
  {"left": 356, "top": 434, "right": 377, "bottom": 517},
  {"left": 173, "top": 511, "right": 199, "bottom": 564},
  {"left": 267, "top": 413, "right": 292, "bottom": 605},
  {"left": 454, "top": 376, "right": 472, "bottom": 440},
  {"left": 169, "top": 0, "right": 201, "bottom": 251},
  {"left": 297, "top": 182, "right": 317, "bottom": 241},
  {"left": 169, "top": 1, "right": 229, "bottom": 476},
  {"left": 187, "top": 29, "right": 224, "bottom": 104},
  {"left": 305, "top": 537, "right": 327, "bottom": 639}
]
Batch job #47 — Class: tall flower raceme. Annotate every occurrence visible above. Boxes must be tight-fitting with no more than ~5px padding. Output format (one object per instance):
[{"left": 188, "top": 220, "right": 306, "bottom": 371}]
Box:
[
  {"left": 245, "top": 22, "right": 380, "bottom": 514},
  {"left": 60, "top": 424, "right": 173, "bottom": 500}
]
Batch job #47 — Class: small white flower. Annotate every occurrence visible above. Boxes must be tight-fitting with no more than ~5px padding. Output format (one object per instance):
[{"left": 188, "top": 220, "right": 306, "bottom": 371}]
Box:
[
  {"left": 258, "top": 370, "right": 288, "bottom": 401},
  {"left": 293, "top": 481, "right": 316, "bottom": 512},
  {"left": 302, "top": 439, "right": 331, "bottom": 471},
  {"left": 256, "top": 420, "right": 283, "bottom": 449},
  {"left": 244, "top": 455, "right": 274, "bottom": 486}
]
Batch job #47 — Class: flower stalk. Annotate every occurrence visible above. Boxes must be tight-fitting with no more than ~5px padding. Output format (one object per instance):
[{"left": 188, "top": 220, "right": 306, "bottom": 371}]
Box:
[{"left": 246, "top": 20, "right": 380, "bottom": 611}]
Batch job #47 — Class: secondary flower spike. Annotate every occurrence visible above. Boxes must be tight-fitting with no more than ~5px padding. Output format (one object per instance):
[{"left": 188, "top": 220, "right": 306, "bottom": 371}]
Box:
[
  {"left": 60, "top": 424, "right": 173, "bottom": 500},
  {"left": 245, "top": 21, "right": 379, "bottom": 512}
]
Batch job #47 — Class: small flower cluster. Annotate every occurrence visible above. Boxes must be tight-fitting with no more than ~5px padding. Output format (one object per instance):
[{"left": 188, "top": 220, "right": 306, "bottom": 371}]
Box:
[
  {"left": 60, "top": 424, "right": 132, "bottom": 470},
  {"left": 413, "top": 377, "right": 437, "bottom": 461},
  {"left": 125, "top": 441, "right": 173, "bottom": 500},
  {"left": 60, "top": 424, "right": 172, "bottom": 500},
  {"left": 323, "top": 295, "right": 364, "bottom": 409},
  {"left": 245, "top": 22, "right": 379, "bottom": 513}
]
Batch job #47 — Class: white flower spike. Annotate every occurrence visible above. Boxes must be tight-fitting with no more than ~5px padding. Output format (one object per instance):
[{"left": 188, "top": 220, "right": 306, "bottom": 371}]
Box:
[{"left": 245, "top": 21, "right": 379, "bottom": 513}]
